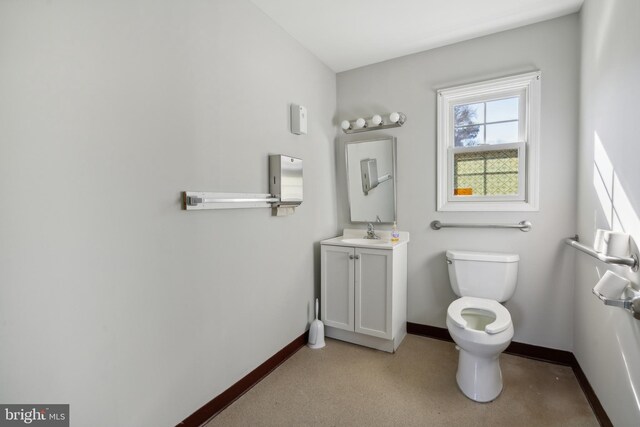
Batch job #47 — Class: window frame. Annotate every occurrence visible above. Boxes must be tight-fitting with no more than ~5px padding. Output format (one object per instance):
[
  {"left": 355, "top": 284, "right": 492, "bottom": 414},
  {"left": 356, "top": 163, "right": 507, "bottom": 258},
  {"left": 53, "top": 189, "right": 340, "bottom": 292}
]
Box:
[{"left": 436, "top": 71, "right": 541, "bottom": 211}]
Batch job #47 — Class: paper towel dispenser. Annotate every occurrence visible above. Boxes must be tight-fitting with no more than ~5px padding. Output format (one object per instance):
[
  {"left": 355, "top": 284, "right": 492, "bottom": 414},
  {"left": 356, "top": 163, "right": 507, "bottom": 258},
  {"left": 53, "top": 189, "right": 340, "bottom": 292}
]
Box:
[
  {"left": 269, "top": 154, "right": 303, "bottom": 207},
  {"left": 360, "top": 158, "right": 378, "bottom": 195},
  {"left": 360, "top": 157, "right": 393, "bottom": 196}
]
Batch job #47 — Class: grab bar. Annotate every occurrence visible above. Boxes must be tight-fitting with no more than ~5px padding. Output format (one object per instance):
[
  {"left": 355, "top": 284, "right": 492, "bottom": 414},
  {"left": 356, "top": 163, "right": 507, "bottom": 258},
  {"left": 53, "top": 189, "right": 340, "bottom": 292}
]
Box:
[
  {"left": 182, "top": 192, "right": 279, "bottom": 210},
  {"left": 430, "top": 220, "right": 532, "bottom": 232},
  {"left": 188, "top": 196, "right": 279, "bottom": 205},
  {"left": 564, "top": 236, "right": 638, "bottom": 271}
]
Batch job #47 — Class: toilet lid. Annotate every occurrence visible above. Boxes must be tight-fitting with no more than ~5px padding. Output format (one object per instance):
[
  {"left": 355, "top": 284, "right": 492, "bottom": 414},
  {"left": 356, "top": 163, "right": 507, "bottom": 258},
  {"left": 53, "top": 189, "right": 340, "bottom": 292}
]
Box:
[{"left": 447, "top": 296, "right": 512, "bottom": 335}]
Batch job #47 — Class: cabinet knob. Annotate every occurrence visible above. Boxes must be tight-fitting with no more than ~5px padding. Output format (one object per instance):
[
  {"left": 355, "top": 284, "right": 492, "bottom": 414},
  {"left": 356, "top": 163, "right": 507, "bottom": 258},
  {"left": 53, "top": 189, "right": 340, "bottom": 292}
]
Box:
[
  {"left": 349, "top": 254, "right": 354, "bottom": 260},
  {"left": 354, "top": 254, "right": 360, "bottom": 260}
]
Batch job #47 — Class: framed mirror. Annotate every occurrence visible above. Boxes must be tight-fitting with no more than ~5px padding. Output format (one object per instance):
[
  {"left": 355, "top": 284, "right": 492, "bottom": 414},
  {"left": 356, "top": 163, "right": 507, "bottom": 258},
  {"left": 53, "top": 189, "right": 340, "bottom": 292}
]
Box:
[{"left": 346, "top": 137, "right": 397, "bottom": 223}]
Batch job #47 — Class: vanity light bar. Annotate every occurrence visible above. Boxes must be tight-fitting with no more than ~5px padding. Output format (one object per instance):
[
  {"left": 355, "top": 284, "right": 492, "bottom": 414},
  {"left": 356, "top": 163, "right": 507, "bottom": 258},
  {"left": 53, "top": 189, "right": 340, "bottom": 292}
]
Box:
[{"left": 341, "top": 112, "right": 406, "bottom": 134}]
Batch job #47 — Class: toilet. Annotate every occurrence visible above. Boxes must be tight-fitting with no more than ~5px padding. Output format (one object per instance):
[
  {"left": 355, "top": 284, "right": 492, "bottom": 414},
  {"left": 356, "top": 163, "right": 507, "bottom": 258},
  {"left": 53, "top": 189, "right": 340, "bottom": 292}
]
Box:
[{"left": 445, "top": 249, "right": 519, "bottom": 403}]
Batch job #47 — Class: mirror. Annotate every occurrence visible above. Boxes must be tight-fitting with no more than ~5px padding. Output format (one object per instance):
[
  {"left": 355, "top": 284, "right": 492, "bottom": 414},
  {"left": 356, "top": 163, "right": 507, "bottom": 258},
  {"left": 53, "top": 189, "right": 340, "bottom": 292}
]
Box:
[{"left": 346, "top": 137, "right": 397, "bottom": 223}]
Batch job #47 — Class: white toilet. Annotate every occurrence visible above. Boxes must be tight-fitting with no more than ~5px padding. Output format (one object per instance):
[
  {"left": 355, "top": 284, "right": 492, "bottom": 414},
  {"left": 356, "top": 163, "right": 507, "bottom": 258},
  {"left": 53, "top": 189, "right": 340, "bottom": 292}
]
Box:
[{"left": 445, "top": 249, "right": 519, "bottom": 403}]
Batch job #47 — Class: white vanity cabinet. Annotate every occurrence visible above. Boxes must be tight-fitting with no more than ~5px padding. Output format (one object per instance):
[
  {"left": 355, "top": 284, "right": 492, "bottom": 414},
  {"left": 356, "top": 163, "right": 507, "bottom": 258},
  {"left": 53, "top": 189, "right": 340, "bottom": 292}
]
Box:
[{"left": 320, "top": 231, "right": 408, "bottom": 353}]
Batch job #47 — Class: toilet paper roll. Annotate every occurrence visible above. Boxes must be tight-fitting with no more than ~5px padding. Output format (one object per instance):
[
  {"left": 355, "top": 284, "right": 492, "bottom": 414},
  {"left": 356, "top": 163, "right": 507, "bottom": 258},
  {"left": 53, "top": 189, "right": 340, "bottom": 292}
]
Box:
[
  {"left": 602, "top": 231, "right": 630, "bottom": 257},
  {"left": 593, "top": 229, "right": 607, "bottom": 253},
  {"left": 593, "top": 270, "right": 629, "bottom": 299}
]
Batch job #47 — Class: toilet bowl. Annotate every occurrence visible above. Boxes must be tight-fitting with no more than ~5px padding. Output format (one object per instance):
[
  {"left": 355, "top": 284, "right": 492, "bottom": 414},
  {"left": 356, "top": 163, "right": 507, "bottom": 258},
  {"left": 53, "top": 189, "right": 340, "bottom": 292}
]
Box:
[
  {"left": 444, "top": 250, "right": 519, "bottom": 403},
  {"left": 446, "top": 296, "right": 514, "bottom": 402}
]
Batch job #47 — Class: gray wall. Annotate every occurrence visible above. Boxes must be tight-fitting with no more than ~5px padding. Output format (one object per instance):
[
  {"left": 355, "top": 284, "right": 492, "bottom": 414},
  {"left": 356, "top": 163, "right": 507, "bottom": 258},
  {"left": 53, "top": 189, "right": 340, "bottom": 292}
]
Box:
[
  {"left": 337, "top": 15, "right": 580, "bottom": 350},
  {"left": 0, "top": 1, "right": 337, "bottom": 426},
  {"left": 576, "top": 1, "right": 640, "bottom": 425}
]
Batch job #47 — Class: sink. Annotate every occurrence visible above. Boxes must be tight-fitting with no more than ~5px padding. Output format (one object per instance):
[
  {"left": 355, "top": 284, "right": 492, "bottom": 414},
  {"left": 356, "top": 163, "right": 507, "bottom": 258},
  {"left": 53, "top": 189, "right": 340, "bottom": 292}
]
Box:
[{"left": 341, "top": 238, "right": 387, "bottom": 245}]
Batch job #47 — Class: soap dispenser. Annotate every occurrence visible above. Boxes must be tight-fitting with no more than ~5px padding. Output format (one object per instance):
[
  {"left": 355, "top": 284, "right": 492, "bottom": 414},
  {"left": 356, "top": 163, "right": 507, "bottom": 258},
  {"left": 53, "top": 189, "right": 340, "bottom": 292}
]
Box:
[{"left": 391, "top": 221, "right": 400, "bottom": 243}]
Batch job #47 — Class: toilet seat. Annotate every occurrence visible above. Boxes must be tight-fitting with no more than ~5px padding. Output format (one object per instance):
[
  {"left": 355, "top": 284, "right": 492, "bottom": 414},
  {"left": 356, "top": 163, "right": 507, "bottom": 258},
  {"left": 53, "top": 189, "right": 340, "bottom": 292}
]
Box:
[{"left": 447, "top": 296, "right": 512, "bottom": 335}]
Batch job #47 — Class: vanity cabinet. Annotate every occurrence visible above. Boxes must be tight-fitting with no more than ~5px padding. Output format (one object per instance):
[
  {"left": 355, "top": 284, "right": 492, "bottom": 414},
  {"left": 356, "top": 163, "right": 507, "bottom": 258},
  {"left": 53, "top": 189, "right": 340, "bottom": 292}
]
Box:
[{"left": 320, "top": 235, "right": 408, "bottom": 353}]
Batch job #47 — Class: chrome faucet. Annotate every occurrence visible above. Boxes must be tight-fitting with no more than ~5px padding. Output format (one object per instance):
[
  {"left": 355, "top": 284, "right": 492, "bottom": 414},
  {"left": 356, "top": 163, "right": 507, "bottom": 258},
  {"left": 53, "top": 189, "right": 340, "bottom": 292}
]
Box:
[{"left": 365, "top": 222, "right": 380, "bottom": 240}]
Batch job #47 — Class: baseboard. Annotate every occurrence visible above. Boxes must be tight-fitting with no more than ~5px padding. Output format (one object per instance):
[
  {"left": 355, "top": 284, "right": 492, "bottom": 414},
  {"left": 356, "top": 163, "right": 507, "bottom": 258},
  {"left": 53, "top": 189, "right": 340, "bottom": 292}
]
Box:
[
  {"left": 570, "top": 356, "right": 613, "bottom": 427},
  {"left": 407, "top": 322, "right": 612, "bottom": 427},
  {"left": 407, "top": 322, "right": 452, "bottom": 343},
  {"left": 407, "top": 322, "right": 575, "bottom": 364},
  {"left": 178, "top": 324, "right": 611, "bottom": 427},
  {"left": 177, "top": 331, "right": 308, "bottom": 427}
]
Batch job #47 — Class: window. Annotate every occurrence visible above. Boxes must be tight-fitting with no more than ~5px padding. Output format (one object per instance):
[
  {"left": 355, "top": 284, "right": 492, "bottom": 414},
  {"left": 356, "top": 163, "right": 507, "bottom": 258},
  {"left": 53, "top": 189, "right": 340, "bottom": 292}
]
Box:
[
  {"left": 452, "top": 143, "right": 524, "bottom": 198},
  {"left": 437, "top": 71, "right": 541, "bottom": 211}
]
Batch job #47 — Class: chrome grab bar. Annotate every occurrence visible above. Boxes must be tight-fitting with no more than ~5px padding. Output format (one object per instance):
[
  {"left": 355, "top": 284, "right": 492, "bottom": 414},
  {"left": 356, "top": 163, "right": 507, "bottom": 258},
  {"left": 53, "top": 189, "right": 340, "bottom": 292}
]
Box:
[
  {"left": 564, "top": 236, "right": 638, "bottom": 271},
  {"left": 182, "top": 192, "right": 281, "bottom": 210},
  {"left": 188, "top": 196, "right": 279, "bottom": 205},
  {"left": 566, "top": 235, "right": 640, "bottom": 320},
  {"left": 430, "top": 220, "right": 532, "bottom": 232}
]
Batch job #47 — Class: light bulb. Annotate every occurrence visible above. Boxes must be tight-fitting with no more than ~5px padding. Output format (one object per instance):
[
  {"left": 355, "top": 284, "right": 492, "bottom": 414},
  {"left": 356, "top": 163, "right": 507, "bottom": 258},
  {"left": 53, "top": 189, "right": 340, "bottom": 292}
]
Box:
[
  {"left": 341, "top": 120, "right": 351, "bottom": 130},
  {"left": 389, "top": 112, "right": 400, "bottom": 123},
  {"left": 371, "top": 114, "right": 382, "bottom": 126},
  {"left": 355, "top": 118, "right": 367, "bottom": 129}
]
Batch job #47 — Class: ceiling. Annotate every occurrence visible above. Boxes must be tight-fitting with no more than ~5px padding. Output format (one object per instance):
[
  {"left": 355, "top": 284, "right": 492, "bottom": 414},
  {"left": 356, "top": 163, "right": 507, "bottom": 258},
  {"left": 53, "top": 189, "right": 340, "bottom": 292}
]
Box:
[{"left": 250, "top": 0, "right": 583, "bottom": 73}]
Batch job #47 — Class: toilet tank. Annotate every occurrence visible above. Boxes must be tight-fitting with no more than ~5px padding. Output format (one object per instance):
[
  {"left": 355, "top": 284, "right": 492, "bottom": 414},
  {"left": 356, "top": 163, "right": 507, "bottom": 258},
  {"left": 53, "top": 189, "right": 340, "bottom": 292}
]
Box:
[{"left": 446, "top": 250, "right": 519, "bottom": 302}]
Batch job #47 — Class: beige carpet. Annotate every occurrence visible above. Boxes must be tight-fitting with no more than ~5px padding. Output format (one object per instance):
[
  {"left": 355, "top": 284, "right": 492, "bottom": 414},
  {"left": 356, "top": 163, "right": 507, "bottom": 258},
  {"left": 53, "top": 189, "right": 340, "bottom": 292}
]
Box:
[{"left": 206, "top": 335, "right": 598, "bottom": 426}]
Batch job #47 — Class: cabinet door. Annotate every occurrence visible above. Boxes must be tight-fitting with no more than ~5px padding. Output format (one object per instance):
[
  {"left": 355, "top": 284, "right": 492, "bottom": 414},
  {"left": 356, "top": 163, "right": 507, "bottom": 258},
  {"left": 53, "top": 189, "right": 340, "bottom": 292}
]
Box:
[
  {"left": 321, "top": 245, "right": 355, "bottom": 332},
  {"left": 355, "top": 248, "right": 392, "bottom": 339}
]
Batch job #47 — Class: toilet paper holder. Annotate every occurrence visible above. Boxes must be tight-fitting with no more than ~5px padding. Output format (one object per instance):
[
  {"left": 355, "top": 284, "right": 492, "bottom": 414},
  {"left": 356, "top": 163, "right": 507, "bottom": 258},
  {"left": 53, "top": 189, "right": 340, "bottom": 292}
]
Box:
[
  {"left": 567, "top": 235, "right": 640, "bottom": 320},
  {"left": 593, "top": 286, "right": 640, "bottom": 320}
]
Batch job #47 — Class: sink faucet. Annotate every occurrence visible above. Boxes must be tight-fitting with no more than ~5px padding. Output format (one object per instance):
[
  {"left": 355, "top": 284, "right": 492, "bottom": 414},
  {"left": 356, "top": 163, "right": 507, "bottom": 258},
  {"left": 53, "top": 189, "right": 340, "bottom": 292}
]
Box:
[{"left": 365, "top": 223, "right": 381, "bottom": 240}]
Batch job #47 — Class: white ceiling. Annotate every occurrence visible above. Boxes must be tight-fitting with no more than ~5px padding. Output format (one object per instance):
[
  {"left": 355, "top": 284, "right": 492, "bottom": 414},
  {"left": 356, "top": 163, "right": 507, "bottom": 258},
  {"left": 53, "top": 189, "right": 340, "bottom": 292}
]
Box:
[{"left": 251, "top": 0, "right": 583, "bottom": 72}]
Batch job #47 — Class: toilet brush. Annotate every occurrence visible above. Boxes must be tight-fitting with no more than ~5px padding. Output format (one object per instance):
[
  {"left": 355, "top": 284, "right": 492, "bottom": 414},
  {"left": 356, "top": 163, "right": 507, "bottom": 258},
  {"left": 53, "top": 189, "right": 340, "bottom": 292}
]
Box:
[{"left": 308, "top": 298, "right": 325, "bottom": 349}]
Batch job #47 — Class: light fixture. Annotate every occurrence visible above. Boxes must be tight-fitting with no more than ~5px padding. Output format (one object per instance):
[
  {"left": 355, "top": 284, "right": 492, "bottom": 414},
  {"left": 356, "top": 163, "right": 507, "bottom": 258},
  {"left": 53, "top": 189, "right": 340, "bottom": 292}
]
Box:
[
  {"left": 340, "top": 112, "right": 407, "bottom": 134},
  {"left": 389, "top": 112, "right": 406, "bottom": 125}
]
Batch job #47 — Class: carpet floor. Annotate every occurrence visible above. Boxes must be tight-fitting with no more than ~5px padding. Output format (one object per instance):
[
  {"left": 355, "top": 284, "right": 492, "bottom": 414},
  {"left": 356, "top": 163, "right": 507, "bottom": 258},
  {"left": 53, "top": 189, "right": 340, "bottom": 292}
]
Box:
[{"left": 206, "top": 335, "right": 598, "bottom": 426}]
